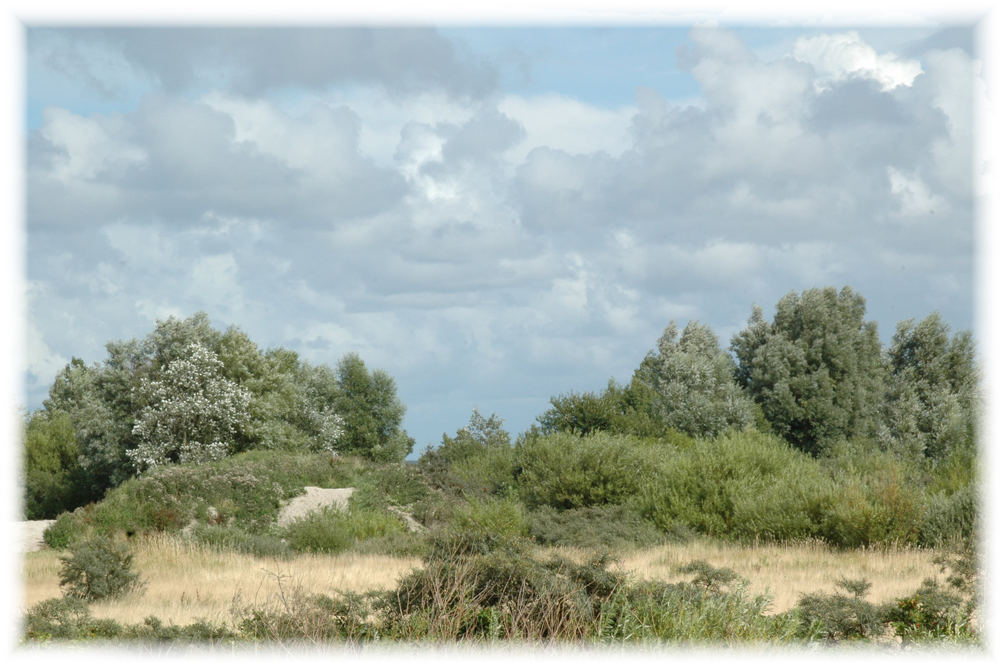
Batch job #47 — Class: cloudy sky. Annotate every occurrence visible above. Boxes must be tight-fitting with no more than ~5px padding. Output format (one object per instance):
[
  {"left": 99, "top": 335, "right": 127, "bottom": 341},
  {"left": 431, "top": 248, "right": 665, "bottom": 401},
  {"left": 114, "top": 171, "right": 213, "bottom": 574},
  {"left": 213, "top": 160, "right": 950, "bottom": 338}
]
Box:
[{"left": 20, "top": 18, "right": 986, "bottom": 455}]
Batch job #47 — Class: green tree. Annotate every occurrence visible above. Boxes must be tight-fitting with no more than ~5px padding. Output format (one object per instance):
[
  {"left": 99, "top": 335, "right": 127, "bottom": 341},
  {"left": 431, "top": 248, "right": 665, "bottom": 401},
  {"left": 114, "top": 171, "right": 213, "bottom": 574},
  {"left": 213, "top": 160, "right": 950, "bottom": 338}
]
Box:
[
  {"left": 537, "top": 380, "right": 663, "bottom": 438},
  {"left": 23, "top": 410, "right": 96, "bottom": 519},
  {"left": 333, "top": 353, "right": 413, "bottom": 462},
  {"left": 633, "top": 321, "right": 754, "bottom": 438},
  {"left": 731, "top": 287, "right": 886, "bottom": 454},
  {"left": 882, "top": 313, "right": 978, "bottom": 460}
]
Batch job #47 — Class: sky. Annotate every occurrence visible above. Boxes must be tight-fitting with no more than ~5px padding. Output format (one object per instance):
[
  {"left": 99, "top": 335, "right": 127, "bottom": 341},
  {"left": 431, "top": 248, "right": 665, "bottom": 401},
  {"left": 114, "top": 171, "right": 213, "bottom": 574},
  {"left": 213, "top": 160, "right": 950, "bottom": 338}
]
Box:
[{"left": 16, "top": 15, "right": 989, "bottom": 458}]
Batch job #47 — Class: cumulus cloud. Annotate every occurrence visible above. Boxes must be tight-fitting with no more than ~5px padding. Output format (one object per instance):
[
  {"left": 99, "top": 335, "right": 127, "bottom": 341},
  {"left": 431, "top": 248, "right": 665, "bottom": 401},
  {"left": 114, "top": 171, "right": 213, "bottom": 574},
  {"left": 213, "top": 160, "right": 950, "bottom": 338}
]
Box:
[
  {"left": 23, "top": 25, "right": 979, "bottom": 446},
  {"left": 793, "top": 31, "right": 924, "bottom": 91}
]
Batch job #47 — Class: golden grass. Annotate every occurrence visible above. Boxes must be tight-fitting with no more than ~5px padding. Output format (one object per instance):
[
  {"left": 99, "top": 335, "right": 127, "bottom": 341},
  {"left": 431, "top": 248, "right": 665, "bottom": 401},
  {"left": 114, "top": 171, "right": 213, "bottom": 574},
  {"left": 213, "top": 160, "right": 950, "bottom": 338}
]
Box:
[
  {"left": 22, "top": 535, "right": 944, "bottom": 628},
  {"left": 558, "top": 538, "right": 941, "bottom": 614},
  {"left": 22, "top": 534, "right": 421, "bottom": 628}
]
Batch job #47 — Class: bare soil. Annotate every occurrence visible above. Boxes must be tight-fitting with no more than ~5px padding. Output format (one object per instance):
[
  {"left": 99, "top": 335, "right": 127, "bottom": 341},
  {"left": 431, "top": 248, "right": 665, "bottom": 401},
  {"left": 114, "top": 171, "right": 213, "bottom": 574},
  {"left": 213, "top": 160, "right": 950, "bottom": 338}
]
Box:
[
  {"left": 20, "top": 520, "right": 56, "bottom": 553},
  {"left": 276, "top": 486, "right": 355, "bottom": 527}
]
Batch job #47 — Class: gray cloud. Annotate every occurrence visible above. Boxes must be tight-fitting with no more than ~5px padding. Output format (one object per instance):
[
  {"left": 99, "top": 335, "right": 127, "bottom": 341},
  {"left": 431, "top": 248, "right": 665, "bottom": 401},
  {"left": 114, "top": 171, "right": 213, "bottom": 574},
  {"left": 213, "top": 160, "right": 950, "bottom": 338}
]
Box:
[
  {"left": 23, "top": 26, "right": 978, "bottom": 449},
  {"left": 32, "top": 27, "right": 497, "bottom": 99}
]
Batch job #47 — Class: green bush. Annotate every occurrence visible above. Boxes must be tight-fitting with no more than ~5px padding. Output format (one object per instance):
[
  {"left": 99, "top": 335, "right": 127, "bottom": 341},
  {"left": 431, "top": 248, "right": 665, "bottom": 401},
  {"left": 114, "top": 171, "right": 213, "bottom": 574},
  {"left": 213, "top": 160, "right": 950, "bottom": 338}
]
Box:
[
  {"left": 42, "top": 450, "right": 367, "bottom": 545},
  {"left": 43, "top": 512, "right": 80, "bottom": 550},
  {"left": 427, "top": 496, "right": 529, "bottom": 558},
  {"left": 527, "top": 504, "right": 664, "bottom": 550},
  {"left": 640, "top": 430, "right": 834, "bottom": 542},
  {"left": 283, "top": 505, "right": 405, "bottom": 554},
  {"left": 58, "top": 536, "right": 143, "bottom": 602},
  {"left": 919, "top": 484, "right": 978, "bottom": 547},
  {"left": 517, "top": 431, "right": 660, "bottom": 510},
  {"left": 791, "top": 578, "right": 884, "bottom": 642},
  {"left": 883, "top": 578, "right": 974, "bottom": 642}
]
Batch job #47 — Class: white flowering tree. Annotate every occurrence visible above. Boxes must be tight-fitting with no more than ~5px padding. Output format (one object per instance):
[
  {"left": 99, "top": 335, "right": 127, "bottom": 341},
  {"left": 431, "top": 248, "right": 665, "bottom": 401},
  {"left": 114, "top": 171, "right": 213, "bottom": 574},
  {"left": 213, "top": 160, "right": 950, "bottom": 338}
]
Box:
[{"left": 127, "top": 342, "right": 251, "bottom": 473}]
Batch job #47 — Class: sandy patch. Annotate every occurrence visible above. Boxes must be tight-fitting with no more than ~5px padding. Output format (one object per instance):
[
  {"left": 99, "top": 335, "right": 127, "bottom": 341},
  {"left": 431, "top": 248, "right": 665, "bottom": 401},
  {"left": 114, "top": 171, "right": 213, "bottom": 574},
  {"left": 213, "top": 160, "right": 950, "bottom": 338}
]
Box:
[
  {"left": 20, "top": 520, "right": 56, "bottom": 553},
  {"left": 277, "top": 487, "right": 355, "bottom": 527}
]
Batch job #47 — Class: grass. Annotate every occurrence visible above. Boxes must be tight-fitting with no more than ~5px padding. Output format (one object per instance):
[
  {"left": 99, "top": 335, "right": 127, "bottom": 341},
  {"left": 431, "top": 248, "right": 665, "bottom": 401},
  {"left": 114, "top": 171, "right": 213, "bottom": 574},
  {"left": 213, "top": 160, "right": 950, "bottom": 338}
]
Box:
[
  {"left": 23, "top": 533, "right": 944, "bottom": 630},
  {"left": 614, "top": 539, "right": 942, "bottom": 614},
  {"left": 23, "top": 533, "right": 419, "bottom": 628}
]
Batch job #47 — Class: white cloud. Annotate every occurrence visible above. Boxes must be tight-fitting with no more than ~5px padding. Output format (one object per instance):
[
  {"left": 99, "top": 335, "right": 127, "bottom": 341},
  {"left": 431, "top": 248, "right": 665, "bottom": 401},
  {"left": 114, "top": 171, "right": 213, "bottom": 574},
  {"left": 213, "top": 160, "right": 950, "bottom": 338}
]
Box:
[
  {"left": 26, "top": 318, "right": 68, "bottom": 386},
  {"left": 887, "top": 167, "right": 948, "bottom": 218},
  {"left": 39, "top": 108, "right": 146, "bottom": 181},
  {"left": 499, "top": 94, "right": 636, "bottom": 161},
  {"left": 793, "top": 31, "right": 923, "bottom": 91}
]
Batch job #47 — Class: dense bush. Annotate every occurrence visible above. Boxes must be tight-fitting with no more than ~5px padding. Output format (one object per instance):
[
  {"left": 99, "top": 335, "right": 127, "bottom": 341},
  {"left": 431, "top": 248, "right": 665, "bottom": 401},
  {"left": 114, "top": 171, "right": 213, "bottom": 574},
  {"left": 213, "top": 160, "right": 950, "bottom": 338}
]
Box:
[
  {"left": 883, "top": 578, "right": 974, "bottom": 642},
  {"left": 517, "top": 431, "right": 660, "bottom": 510},
  {"left": 527, "top": 504, "right": 665, "bottom": 550},
  {"left": 791, "top": 578, "right": 885, "bottom": 642},
  {"left": 43, "top": 450, "right": 364, "bottom": 545},
  {"left": 283, "top": 505, "right": 405, "bottom": 554},
  {"left": 58, "top": 536, "right": 143, "bottom": 602},
  {"left": 639, "top": 430, "right": 835, "bottom": 542},
  {"left": 23, "top": 597, "right": 122, "bottom": 641}
]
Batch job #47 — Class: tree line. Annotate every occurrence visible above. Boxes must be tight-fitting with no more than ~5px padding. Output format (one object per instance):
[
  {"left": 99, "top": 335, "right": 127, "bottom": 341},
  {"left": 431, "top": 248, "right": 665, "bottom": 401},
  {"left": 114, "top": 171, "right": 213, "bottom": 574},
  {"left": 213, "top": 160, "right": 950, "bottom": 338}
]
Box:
[
  {"left": 24, "top": 286, "right": 978, "bottom": 522},
  {"left": 24, "top": 312, "right": 412, "bottom": 519}
]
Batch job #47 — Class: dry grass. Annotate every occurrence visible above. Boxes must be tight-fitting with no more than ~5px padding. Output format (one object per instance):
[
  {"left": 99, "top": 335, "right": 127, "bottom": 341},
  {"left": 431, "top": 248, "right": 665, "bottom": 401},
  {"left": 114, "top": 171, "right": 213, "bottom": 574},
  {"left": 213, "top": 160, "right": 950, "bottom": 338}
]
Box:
[
  {"left": 566, "top": 538, "right": 941, "bottom": 614},
  {"left": 22, "top": 535, "right": 945, "bottom": 628},
  {"left": 22, "top": 533, "right": 420, "bottom": 628}
]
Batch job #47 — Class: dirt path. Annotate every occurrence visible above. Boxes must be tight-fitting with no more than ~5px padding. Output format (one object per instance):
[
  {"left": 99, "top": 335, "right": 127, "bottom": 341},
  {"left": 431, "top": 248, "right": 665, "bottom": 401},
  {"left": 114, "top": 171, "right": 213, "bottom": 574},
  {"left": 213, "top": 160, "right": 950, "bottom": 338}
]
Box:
[
  {"left": 20, "top": 520, "right": 55, "bottom": 553},
  {"left": 276, "top": 487, "right": 355, "bottom": 527}
]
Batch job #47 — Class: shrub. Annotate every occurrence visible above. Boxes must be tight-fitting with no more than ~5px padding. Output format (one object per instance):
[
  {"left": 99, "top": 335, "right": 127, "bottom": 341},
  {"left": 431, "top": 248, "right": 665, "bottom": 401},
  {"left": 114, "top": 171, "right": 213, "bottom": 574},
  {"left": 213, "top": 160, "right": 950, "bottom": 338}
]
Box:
[
  {"left": 527, "top": 504, "right": 664, "bottom": 550},
  {"left": 792, "top": 578, "right": 884, "bottom": 642},
  {"left": 58, "top": 536, "right": 143, "bottom": 602},
  {"left": 43, "top": 512, "right": 80, "bottom": 550},
  {"left": 517, "top": 431, "right": 660, "bottom": 510},
  {"left": 883, "top": 579, "right": 974, "bottom": 642},
  {"left": 283, "top": 505, "right": 405, "bottom": 554},
  {"left": 23, "top": 597, "right": 98, "bottom": 640},
  {"left": 919, "top": 484, "right": 978, "bottom": 547},
  {"left": 640, "top": 430, "right": 833, "bottom": 541},
  {"left": 427, "top": 496, "right": 529, "bottom": 558}
]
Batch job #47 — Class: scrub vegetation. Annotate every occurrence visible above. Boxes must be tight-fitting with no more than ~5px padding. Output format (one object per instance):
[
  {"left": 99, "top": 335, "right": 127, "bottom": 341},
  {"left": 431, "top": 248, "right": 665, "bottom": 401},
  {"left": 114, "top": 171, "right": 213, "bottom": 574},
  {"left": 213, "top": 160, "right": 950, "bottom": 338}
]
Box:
[{"left": 21, "top": 286, "right": 981, "bottom": 648}]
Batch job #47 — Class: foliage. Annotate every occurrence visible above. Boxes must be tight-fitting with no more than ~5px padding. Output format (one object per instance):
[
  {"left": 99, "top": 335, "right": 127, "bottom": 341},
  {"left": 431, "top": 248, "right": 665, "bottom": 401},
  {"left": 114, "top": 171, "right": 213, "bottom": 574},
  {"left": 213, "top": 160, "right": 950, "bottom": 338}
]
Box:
[
  {"left": 639, "top": 430, "right": 835, "bottom": 542},
  {"left": 283, "top": 505, "right": 405, "bottom": 554},
  {"left": 731, "top": 287, "right": 886, "bottom": 454},
  {"left": 792, "top": 578, "right": 885, "bottom": 642},
  {"left": 419, "top": 409, "right": 517, "bottom": 497},
  {"left": 23, "top": 410, "right": 96, "bottom": 519},
  {"left": 333, "top": 353, "right": 413, "bottom": 462},
  {"left": 633, "top": 321, "right": 755, "bottom": 438},
  {"left": 883, "top": 579, "right": 974, "bottom": 642},
  {"left": 23, "top": 597, "right": 122, "bottom": 641},
  {"left": 527, "top": 504, "right": 665, "bottom": 550},
  {"left": 127, "top": 342, "right": 252, "bottom": 473},
  {"left": 45, "top": 450, "right": 364, "bottom": 544},
  {"left": 58, "top": 536, "right": 143, "bottom": 602},
  {"left": 881, "top": 313, "right": 978, "bottom": 460},
  {"left": 33, "top": 312, "right": 412, "bottom": 512},
  {"left": 536, "top": 380, "right": 664, "bottom": 438},
  {"left": 517, "top": 431, "right": 660, "bottom": 510},
  {"left": 818, "top": 439, "right": 927, "bottom": 547}
]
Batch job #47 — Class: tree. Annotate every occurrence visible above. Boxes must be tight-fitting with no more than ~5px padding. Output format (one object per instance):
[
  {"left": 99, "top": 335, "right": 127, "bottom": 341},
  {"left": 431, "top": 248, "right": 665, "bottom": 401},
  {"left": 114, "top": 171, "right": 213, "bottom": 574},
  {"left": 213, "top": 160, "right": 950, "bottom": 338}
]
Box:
[
  {"left": 126, "top": 342, "right": 251, "bottom": 472},
  {"left": 882, "top": 313, "right": 978, "bottom": 459},
  {"left": 333, "top": 353, "right": 413, "bottom": 462},
  {"left": 731, "top": 286, "right": 885, "bottom": 454},
  {"left": 633, "top": 321, "right": 754, "bottom": 438},
  {"left": 23, "top": 410, "right": 96, "bottom": 519}
]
